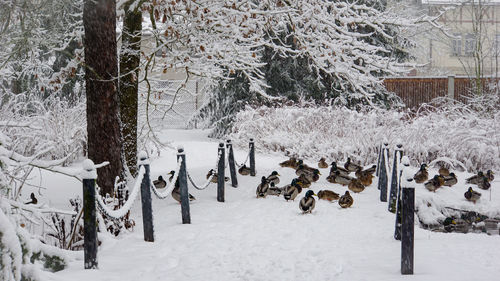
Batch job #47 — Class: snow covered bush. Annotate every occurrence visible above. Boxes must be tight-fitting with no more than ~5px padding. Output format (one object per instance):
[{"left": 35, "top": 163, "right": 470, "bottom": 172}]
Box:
[{"left": 228, "top": 99, "right": 500, "bottom": 172}]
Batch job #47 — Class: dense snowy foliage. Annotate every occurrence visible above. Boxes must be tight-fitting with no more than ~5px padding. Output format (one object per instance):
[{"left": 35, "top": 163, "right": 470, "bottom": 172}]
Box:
[{"left": 228, "top": 97, "right": 500, "bottom": 172}]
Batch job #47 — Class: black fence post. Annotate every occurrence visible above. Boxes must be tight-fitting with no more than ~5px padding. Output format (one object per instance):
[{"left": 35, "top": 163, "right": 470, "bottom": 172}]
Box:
[
  {"left": 395, "top": 156, "right": 410, "bottom": 241},
  {"left": 82, "top": 159, "right": 98, "bottom": 269},
  {"left": 138, "top": 151, "right": 154, "bottom": 242},
  {"left": 376, "top": 143, "right": 382, "bottom": 177},
  {"left": 177, "top": 146, "right": 191, "bottom": 224},
  {"left": 217, "top": 143, "right": 225, "bottom": 202},
  {"left": 389, "top": 144, "right": 404, "bottom": 213},
  {"left": 226, "top": 140, "right": 238, "bottom": 188},
  {"left": 249, "top": 138, "right": 256, "bottom": 176},
  {"left": 378, "top": 143, "right": 389, "bottom": 202},
  {"left": 401, "top": 177, "right": 415, "bottom": 275}
]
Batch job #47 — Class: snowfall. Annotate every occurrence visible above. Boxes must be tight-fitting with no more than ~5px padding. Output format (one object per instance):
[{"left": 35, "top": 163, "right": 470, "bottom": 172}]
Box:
[{"left": 21, "top": 129, "right": 500, "bottom": 281}]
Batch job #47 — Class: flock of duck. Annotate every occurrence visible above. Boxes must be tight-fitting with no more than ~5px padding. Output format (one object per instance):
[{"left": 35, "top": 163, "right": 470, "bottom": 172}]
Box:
[
  {"left": 413, "top": 164, "right": 494, "bottom": 203},
  {"left": 238, "top": 157, "right": 377, "bottom": 214}
]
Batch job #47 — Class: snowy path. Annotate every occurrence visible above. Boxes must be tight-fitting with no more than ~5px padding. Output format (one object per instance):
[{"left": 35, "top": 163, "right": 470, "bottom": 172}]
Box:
[{"left": 47, "top": 130, "right": 499, "bottom": 281}]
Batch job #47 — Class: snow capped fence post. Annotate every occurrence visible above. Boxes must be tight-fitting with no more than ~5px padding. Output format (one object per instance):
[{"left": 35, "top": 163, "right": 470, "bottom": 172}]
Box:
[
  {"left": 389, "top": 144, "right": 404, "bottom": 213},
  {"left": 82, "top": 159, "right": 98, "bottom": 269},
  {"left": 177, "top": 146, "right": 191, "bottom": 224},
  {"left": 378, "top": 143, "right": 389, "bottom": 202},
  {"left": 249, "top": 138, "right": 256, "bottom": 176},
  {"left": 376, "top": 143, "right": 383, "bottom": 178},
  {"left": 401, "top": 176, "right": 415, "bottom": 275},
  {"left": 395, "top": 156, "right": 410, "bottom": 241},
  {"left": 138, "top": 151, "right": 154, "bottom": 242},
  {"left": 226, "top": 140, "right": 238, "bottom": 188},
  {"left": 217, "top": 143, "right": 225, "bottom": 202}
]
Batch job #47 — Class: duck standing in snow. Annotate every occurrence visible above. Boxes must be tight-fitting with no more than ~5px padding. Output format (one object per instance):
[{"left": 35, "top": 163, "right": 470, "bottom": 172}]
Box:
[
  {"left": 207, "top": 169, "right": 229, "bottom": 183},
  {"left": 317, "top": 190, "right": 340, "bottom": 201},
  {"left": 256, "top": 176, "right": 269, "bottom": 198},
  {"left": 424, "top": 175, "right": 444, "bottom": 192},
  {"left": 318, "top": 158, "right": 328, "bottom": 169},
  {"left": 413, "top": 164, "right": 429, "bottom": 184},
  {"left": 267, "top": 182, "right": 282, "bottom": 196},
  {"left": 238, "top": 164, "right": 251, "bottom": 176},
  {"left": 464, "top": 187, "right": 481, "bottom": 203},
  {"left": 283, "top": 179, "right": 302, "bottom": 201},
  {"left": 299, "top": 190, "right": 316, "bottom": 214},
  {"left": 266, "top": 171, "right": 280, "bottom": 185},
  {"left": 442, "top": 173, "right": 457, "bottom": 187},
  {"left": 168, "top": 171, "right": 196, "bottom": 203},
  {"left": 348, "top": 178, "right": 365, "bottom": 193},
  {"left": 153, "top": 175, "right": 167, "bottom": 189},
  {"left": 344, "top": 157, "right": 362, "bottom": 173},
  {"left": 339, "top": 191, "right": 354, "bottom": 208},
  {"left": 279, "top": 157, "right": 298, "bottom": 169}
]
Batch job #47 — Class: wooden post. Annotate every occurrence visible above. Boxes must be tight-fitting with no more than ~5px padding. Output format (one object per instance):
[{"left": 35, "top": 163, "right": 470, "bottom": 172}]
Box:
[
  {"left": 226, "top": 140, "right": 238, "bottom": 188},
  {"left": 177, "top": 146, "right": 191, "bottom": 224},
  {"left": 249, "top": 138, "right": 256, "bottom": 176},
  {"left": 395, "top": 156, "right": 410, "bottom": 241},
  {"left": 376, "top": 143, "right": 382, "bottom": 177},
  {"left": 217, "top": 143, "right": 225, "bottom": 202},
  {"left": 82, "top": 159, "right": 98, "bottom": 269},
  {"left": 378, "top": 143, "right": 389, "bottom": 202},
  {"left": 447, "top": 75, "right": 455, "bottom": 99},
  {"left": 389, "top": 144, "right": 404, "bottom": 213},
  {"left": 138, "top": 151, "right": 154, "bottom": 242},
  {"left": 401, "top": 177, "right": 415, "bottom": 275}
]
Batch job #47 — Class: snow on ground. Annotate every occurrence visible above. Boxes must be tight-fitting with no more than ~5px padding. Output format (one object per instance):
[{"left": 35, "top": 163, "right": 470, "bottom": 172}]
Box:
[{"left": 31, "top": 129, "right": 500, "bottom": 281}]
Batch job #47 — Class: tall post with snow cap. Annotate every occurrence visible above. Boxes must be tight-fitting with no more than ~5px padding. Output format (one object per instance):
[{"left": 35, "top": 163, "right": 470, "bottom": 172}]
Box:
[
  {"left": 177, "top": 146, "right": 191, "bottom": 224},
  {"left": 395, "top": 156, "right": 410, "bottom": 240},
  {"left": 376, "top": 143, "right": 383, "bottom": 177},
  {"left": 217, "top": 143, "right": 225, "bottom": 202},
  {"left": 138, "top": 151, "right": 154, "bottom": 242},
  {"left": 401, "top": 174, "right": 415, "bottom": 275},
  {"left": 389, "top": 143, "right": 404, "bottom": 213},
  {"left": 82, "top": 159, "right": 98, "bottom": 269},
  {"left": 378, "top": 143, "right": 389, "bottom": 201},
  {"left": 226, "top": 140, "right": 238, "bottom": 188},
  {"left": 249, "top": 138, "right": 256, "bottom": 176}
]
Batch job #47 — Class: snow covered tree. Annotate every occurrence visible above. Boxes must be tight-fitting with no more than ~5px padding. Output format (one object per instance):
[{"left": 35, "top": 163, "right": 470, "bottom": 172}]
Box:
[{"left": 84, "top": 0, "right": 124, "bottom": 196}]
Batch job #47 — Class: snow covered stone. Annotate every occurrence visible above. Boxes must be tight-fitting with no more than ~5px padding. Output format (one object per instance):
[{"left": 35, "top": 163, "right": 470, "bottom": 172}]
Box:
[
  {"left": 177, "top": 145, "right": 184, "bottom": 154},
  {"left": 82, "top": 159, "right": 97, "bottom": 179},
  {"left": 137, "top": 151, "right": 150, "bottom": 165}
]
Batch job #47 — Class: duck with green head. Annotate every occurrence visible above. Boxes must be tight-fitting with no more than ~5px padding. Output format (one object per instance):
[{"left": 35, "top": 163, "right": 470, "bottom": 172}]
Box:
[
  {"left": 424, "top": 175, "right": 444, "bottom": 192},
  {"left": 266, "top": 171, "right": 281, "bottom": 185},
  {"left": 153, "top": 175, "right": 167, "bottom": 189},
  {"left": 330, "top": 161, "right": 350, "bottom": 177},
  {"left": 464, "top": 187, "right": 481, "bottom": 203},
  {"left": 466, "top": 171, "right": 484, "bottom": 185},
  {"left": 344, "top": 157, "right": 362, "bottom": 173},
  {"left": 299, "top": 190, "right": 317, "bottom": 214},
  {"left": 283, "top": 179, "right": 302, "bottom": 201},
  {"left": 256, "top": 176, "right": 269, "bottom": 198},
  {"left": 442, "top": 172, "right": 457, "bottom": 187}
]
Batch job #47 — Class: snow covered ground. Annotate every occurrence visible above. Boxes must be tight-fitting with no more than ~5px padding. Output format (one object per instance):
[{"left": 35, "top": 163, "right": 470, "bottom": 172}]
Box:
[{"left": 30, "top": 129, "right": 500, "bottom": 281}]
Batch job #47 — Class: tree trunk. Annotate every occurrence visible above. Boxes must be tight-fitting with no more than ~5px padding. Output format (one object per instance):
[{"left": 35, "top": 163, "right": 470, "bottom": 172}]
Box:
[
  {"left": 119, "top": 1, "right": 142, "bottom": 175},
  {"left": 83, "top": 0, "right": 124, "bottom": 196}
]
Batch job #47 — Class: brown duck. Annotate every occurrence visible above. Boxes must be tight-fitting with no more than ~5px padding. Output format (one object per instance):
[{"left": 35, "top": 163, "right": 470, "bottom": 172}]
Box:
[
  {"left": 326, "top": 170, "right": 353, "bottom": 186},
  {"left": 339, "top": 191, "right": 354, "bottom": 208},
  {"left": 348, "top": 178, "right": 365, "bottom": 193},
  {"left": 317, "top": 190, "right": 340, "bottom": 201},
  {"left": 279, "top": 157, "right": 298, "bottom": 169},
  {"left": 438, "top": 166, "right": 450, "bottom": 177},
  {"left": 318, "top": 158, "right": 328, "bottom": 169},
  {"left": 207, "top": 169, "right": 229, "bottom": 183},
  {"left": 330, "top": 161, "right": 350, "bottom": 177},
  {"left": 465, "top": 171, "right": 485, "bottom": 185},
  {"left": 344, "top": 157, "right": 362, "bottom": 173},
  {"left": 355, "top": 167, "right": 373, "bottom": 186},
  {"left": 238, "top": 164, "right": 251, "bottom": 176},
  {"left": 442, "top": 173, "right": 457, "bottom": 187},
  {"left": 295, "top": 174, "right": 312, "bottom": 189},
  {"left": 413, "top": 164, "right": 428, "bottom": 184},
  {"left": 424, "top": 175, "right": 444, "bottom": 192}
]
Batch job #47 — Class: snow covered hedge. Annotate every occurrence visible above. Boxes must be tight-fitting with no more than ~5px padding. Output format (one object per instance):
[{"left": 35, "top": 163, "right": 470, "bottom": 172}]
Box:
[{"left": 228, "top": 99, "right": 500, "bottom": 172}]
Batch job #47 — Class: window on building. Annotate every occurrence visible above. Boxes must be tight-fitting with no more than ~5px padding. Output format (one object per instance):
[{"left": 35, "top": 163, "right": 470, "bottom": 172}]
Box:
[
  {"left": 451, "top": 33, "right": 462, "bottom": 56},
  {"left": 464, "top": 33, "right": 476, "bottom": 56}
]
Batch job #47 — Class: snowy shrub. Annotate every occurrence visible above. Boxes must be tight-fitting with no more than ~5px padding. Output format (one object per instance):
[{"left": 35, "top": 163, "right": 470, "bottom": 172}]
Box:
[{"left": 228, "top": 100, "right": 500, "bottom": 172}]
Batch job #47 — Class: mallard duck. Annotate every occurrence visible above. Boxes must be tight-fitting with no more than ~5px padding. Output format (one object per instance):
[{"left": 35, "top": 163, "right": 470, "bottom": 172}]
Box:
[
  {"left": 207, "top": 169, "right": 229, "bottom": 183},
  {"left": 413, "top": 164, "right": 428, "bottom": 184},
  {"left": 338, "top": 191, "right": 354, "bottom": 208},
  {"left": 318, "top": 157, "right": 328, "bottom": 169},
  {"left": 256, "top": 176, "right": 269, "bottom": 198},
  {"left": 25, "top": 193, "right": 38, "bottom": 205},
  {"left": 299, "top": 190, "right": 316, "bottom": 214},
  {"left": 486, "top": 170, "right": 495, "bottom": 182},
  {"left": 304, "top": 169, "right": 321, "bottom": 182},
  {"left": 295, "top": 163, "right": 316, "bottom": 177},
  {"left": 438, "top": 166, "right": 450, "bottom": 177},
  {"left": 344, "top": 157, "right": 362, "bottom": 173},
  {"left": 279, "top": 157, "right": 298, "bottom": 169},
  {"left": 266, "top": 171, "right": 280, "bottom": 185},
  {"left": 466, "top": 171, "right": 484, "bottom": 185},
  {"left": 442, "top": 173, "right": 457, "bottom": 187},
  {"left": 283, "top": 179, "right": 302, "bottom": 201},
  {"left": 295, "top": 174, "right": 312, "bottom": 189},
  {"left": 363, "top": 165, "right": 377, "bottom": 175},
  {"left": 267, "top": 182, "right": 283, "bottom": 196},
  {"left": 477, "top": 177, "right": 491, "bottom": 190},
  {"left": 317, "top": 190, "right": 340, "bottom": 201},
  {"left": 238, "top": 164, "right": 251, "bottom": 176},
  {"left": 348, "top": 178, "right": 365, "bottom": 193},
  {"left": 327, "top": 170, "right": 353, "bottom": 186},
  {"left": 464, "top": 187, "right": 481, "bottom": 203},
  {"left": 330, "top": 161, "right": 350, "bottom": 177},
  {"left": 355, "top": 167, "right": 373, "bottom": 186},
  {"left": 153, "top": 175, "right": 167, "bottom": 189},
  {"left": 171, "top": 186, "right": 196, "bottom": 203},
  {"left": 424, "top": 175, "right": 444, "bottom": 192}
]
